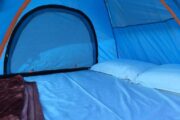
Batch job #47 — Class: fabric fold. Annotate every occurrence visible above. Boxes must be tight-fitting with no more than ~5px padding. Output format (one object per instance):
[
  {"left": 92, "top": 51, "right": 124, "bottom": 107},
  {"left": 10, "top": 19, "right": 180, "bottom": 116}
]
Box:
[{"left": 0, "top": 75, "right": 44, "bottom": 120}]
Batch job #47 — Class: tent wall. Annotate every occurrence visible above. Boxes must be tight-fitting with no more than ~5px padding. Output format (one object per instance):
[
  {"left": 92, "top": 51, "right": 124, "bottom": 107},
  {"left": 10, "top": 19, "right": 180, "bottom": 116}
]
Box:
[
  {"left": 0, "top": 0, "right": 26, "bottom": 74},
  {"left": 0, "top": 0, "right": 25, "bottom": 45},
  {"left": 105, "top": 0, "right": 172, "bottom": 27},
  {"left": 2, "top": 0, "right": 180, "bottom": 75},
  {"left": 0, "top": 0, "right": 118, "bottom": 75},
  {"left": 6, "top": 6, "right": 98, "bottom": 74},
  {"left": 18, "top": 0, "right": 118, "bottom": 62},
  {"left": 114, "top": 20, "right": 180, "bottom": 64},
  {"left": 106, "top": 0, "right": 180, "bottom": 64},
  {"left": 165, "top": 0, "right": 180, "bottom": 22}
]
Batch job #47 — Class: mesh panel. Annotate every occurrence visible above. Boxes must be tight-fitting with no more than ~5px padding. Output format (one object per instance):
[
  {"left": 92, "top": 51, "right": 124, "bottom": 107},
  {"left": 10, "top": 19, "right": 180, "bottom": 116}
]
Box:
[
  {"left": 7, "top": 6, "right": 97, "bottom": 74},
  {"left": 105, "top": 0, "right": 173, "bottom": 27}
]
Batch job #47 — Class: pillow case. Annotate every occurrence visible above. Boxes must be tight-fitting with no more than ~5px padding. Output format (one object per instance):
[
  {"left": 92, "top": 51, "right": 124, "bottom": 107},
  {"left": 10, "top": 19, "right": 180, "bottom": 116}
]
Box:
[
  {"left": 91, "top": 59, "right": 157, "bottom": 81},
  {"left": 136, "top": 64, "right": 180, "bottom": 93}
]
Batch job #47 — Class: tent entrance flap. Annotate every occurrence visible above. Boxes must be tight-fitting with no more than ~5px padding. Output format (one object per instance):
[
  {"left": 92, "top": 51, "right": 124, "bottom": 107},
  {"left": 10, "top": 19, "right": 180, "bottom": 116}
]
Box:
[{"left": 4, "top": 5, "right": 98, "bottom": 76}]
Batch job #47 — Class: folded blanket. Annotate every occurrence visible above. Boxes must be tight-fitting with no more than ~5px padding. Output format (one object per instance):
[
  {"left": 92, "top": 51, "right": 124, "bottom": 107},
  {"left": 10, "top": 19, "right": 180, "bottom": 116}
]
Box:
[{"left": 0, "top": 76, "right": 44, "bottom": 120}]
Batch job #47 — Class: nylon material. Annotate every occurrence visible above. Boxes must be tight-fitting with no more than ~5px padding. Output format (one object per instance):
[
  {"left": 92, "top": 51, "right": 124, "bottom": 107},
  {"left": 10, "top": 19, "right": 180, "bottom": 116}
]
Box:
[
  {"left": 17, "top": 44, "right": 94, "bottom": 73},
  {"left": 105, "top": 0, "right": 172, "bottom": 27},
  {"left": 25, "top": 70, "right": 180, "bottom": 120},
  {"left": 18, "top": 0, "right": 117, "bottom": 62},
  {"left": 91, "top": 59, "right": 157, "bottom": 82},
  {"left": 0, "top": 0, "right": 24, "bottom": 44},
  {"left": 0, "top": 0, "right": 117, "bottom": 73},
  {"left": 9, "top": 8, "right": 96, "bottom": 73},
  {"left": 98, "top": 40, "right": 117, "bottom": 61},
  {"left": 64, "top": 74, "right": 122, "bottom": 119},
  {"left": 0, "top": 47, "right": 6, "bottom": 74},
  {"left": 0, "top": 0, "right": 117, "bottom": 74},
  {"left": 115, "top": 20, "right": 180, "bottom": 64},
  {"left": 11, "top": 0, "right": 117, "bottom": 62},
  {"left": 0, "top": 0, "right": 25, "bottom": 74},
  {"left": 165, "top": 0, "right": 180, "bottom": 20},
  {"left": 136, "top": 64, "right": 180, "bottom": 94}
]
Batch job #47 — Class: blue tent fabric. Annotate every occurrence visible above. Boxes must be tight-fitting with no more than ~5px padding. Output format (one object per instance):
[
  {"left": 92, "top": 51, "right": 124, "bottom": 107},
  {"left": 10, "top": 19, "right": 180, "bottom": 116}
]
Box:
[
  {"left": 0, "top": 0, "right": 25, "bottom": 44},
  {"left": 105, "top": 0, "right": 180, "bottom": 64},
  {"left": 0, "top": 0, "right": 117, "bottom": 75},
  {"left": 1, "top": 0, "right": 180, "bottom": 73},
  {"left": 0, "top": 0, "right": 25, "bottom": 74},
  {"left": 25, "top": 71, "right": 180, "bottom": 120},
  {"left": 18, "top": 0, "right": 118, "bottom": 62},
  {"left": 1, "top": 0, "right": 180, "bottom": 119},
  {"left": 7, "top": 6, "right": 97, "bottom": 74},
  {"left": 165, "top": 0, "right": 180, "bottom": 19},
  {"left": 105, "top": 0, "right": 172, "bottom": 27},
  {"left": 114, "top": 20, "right": 180, "bottom": 64}
]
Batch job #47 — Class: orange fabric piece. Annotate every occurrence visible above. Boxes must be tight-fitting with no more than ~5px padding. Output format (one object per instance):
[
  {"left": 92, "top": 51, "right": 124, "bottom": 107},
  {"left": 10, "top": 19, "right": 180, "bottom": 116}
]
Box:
[
  {"left": 160, "top": 0, "right": 180, "bottom": 25},
  {"left": 0, "top": 0, "right": 31, "bottom": 57}
]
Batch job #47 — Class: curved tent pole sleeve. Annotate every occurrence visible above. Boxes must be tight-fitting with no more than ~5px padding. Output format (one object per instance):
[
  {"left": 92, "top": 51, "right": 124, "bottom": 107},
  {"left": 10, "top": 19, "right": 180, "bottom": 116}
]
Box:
[
  {"left": 160, "top": 0, "right": 180, "bottom": 25},
  {"left": 0, "top": 0, "right": 31, "bottom": 58}
]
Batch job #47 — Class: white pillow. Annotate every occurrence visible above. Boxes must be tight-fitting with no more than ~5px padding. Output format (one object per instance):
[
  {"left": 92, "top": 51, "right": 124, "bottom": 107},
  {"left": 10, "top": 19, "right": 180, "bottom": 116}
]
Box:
[
  {"left": 91, "top": 59, "right": 157, "bottom": 81},
  {"left": 136, "top": 64, "right": 180, "bottom": 93}
]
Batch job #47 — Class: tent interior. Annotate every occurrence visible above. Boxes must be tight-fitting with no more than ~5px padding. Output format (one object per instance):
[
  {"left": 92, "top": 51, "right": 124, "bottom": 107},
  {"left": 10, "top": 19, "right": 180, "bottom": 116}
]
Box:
[{"left": 1, "top": 0, "right": 180, "bottom": 119}]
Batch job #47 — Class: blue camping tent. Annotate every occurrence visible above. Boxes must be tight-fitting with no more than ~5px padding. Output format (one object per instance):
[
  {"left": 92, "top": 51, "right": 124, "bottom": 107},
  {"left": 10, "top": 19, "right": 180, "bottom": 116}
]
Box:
[
  {"left": 1, "top": 0, "right": 180, "bottom": 120},
  {"left": 1, "top": 0, "right": 180, "bottom": 75}
]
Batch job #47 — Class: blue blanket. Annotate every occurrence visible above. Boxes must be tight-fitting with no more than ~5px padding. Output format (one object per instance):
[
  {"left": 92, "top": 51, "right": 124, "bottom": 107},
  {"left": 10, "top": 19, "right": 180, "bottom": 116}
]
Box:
[{"left": 26, "top": 70, "right": 180, "bottom": 120}]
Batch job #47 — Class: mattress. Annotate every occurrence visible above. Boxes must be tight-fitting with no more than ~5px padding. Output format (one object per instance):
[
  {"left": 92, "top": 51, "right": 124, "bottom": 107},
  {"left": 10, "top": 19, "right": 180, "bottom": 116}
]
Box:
[{"left": 25, "top": 70, "right": 180, "bottom": 120}]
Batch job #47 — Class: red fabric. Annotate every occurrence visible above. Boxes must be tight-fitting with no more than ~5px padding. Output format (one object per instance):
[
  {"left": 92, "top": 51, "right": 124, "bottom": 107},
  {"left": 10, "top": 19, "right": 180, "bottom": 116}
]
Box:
[{"left": 0, "top": 76, "right": 44, "bottom": 120}]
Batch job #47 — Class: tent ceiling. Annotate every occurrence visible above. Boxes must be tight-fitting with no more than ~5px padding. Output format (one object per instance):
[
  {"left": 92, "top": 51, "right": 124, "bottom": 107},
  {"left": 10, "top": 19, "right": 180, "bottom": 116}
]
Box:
[{"left": 105, "top": 0, "right": 173, "bottom": 27}]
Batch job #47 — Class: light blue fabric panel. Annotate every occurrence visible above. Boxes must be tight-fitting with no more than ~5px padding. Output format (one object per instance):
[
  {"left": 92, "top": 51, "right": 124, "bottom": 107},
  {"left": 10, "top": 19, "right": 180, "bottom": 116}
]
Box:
[
  {"left": 105, "top": 0, "right": 172, "bottom": 27},
  {"left": 18, "top": 0, "right": 117, "bottom": 62},
  {"left": 114, "top": 19, "right": 180, "bottom": 64},
  {"left": 136, "top": 64, "right": 180, "bottom": 93},
  {"left": 25, "top": 71, "right": 180, "bottom": 120},
  {"left": 91, "top": 59, "right": 157, "bottom": 81}
]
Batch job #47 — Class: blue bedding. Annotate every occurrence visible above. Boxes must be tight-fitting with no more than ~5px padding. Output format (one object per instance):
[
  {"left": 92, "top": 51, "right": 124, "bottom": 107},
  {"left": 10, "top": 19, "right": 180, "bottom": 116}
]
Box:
[{"left": 25, "top": 70, "right": 180, "bottom": 120}]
